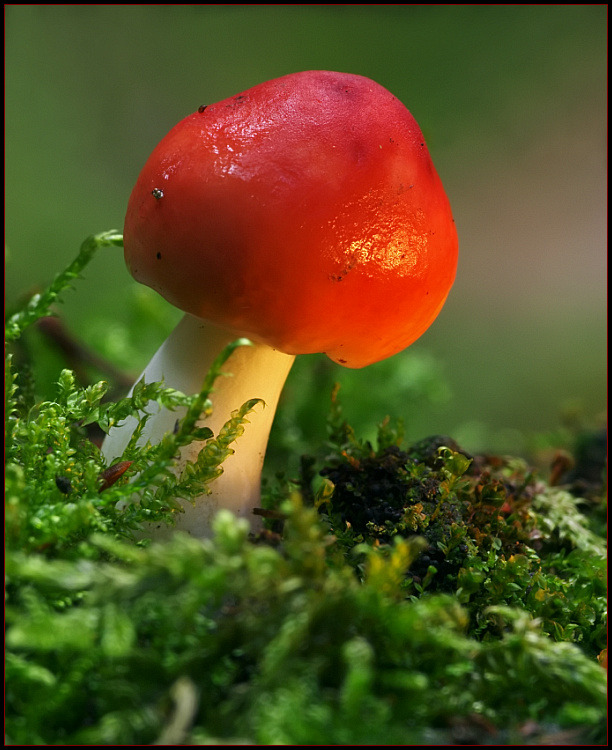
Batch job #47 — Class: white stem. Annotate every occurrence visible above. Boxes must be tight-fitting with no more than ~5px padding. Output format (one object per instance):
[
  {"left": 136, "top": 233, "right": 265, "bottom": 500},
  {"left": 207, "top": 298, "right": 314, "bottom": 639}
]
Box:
[{"left": 101, "top": 314, "right": 295, "bottom": 539}]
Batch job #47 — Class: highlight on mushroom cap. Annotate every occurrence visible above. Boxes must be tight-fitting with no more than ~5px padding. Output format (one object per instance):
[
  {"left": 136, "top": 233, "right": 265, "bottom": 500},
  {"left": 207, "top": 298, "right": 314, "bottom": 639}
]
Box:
[{"left": 124, "top": 71, "right": 458, "bottom": 368}]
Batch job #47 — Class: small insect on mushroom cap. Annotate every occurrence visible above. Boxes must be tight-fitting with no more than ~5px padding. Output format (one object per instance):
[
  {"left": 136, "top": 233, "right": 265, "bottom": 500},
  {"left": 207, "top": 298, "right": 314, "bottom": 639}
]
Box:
[{"left": 124, "top": 70, "right": 458, "bottom": 368}]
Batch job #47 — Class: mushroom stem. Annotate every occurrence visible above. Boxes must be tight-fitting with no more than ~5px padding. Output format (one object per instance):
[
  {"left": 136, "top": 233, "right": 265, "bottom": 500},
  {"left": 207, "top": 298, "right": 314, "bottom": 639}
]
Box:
[{"left": 101, "top": 313, "right": 295, "bottom": 539}]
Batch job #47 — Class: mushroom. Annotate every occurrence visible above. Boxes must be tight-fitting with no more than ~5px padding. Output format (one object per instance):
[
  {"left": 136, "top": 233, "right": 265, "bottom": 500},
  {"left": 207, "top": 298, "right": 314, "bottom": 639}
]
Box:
[{"left": 102, "top": 70, "right": 458, "bottom": 539}]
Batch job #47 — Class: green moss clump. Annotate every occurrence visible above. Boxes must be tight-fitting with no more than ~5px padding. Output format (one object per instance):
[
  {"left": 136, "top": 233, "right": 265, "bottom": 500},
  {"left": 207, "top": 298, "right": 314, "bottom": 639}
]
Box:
[
  {"left": 5, "top": 236, "right": 607, "bottom": 745},
  {"left": 311, "top": 389, "right": 606, "bottom": 657}
]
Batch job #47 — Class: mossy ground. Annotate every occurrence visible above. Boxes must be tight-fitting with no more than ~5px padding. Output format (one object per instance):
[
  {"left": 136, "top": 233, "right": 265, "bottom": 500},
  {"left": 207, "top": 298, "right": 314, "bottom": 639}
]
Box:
[{"left": 5, "top": 235, "right": 607, "bottom": 745}]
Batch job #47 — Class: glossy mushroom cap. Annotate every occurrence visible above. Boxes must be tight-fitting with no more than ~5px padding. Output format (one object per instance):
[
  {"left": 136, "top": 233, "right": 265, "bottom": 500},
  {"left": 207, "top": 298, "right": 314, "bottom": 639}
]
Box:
[{"left": 124, "top": 70, "right": 458, "bottom": 368}]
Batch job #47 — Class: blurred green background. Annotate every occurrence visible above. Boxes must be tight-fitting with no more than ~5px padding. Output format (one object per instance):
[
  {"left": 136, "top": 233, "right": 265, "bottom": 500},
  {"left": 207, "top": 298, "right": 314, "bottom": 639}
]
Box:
[{"left": 5, "top": 5, "right": 606, "bottom": 467}]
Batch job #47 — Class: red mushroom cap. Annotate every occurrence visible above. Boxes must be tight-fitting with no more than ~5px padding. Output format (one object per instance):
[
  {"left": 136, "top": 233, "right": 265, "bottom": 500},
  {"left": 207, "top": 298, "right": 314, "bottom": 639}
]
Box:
[{"left": 124, "top": 71, "right": 458, "bottom": 368}]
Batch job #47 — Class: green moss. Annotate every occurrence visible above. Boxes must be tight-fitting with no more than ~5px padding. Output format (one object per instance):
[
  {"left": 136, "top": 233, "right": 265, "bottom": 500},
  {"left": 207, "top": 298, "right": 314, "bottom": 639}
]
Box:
[
  {"left": 309, "top": 392, "right": 606, "bottom": 656},
  {"left": 5, "top": 236, "right": 607, "bottom": 744}
]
